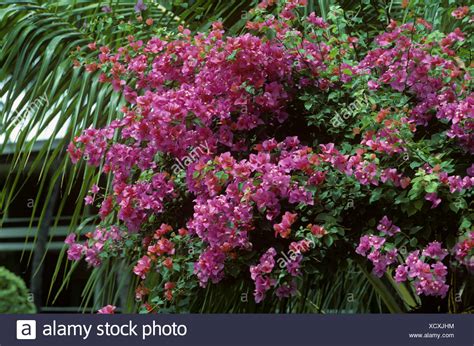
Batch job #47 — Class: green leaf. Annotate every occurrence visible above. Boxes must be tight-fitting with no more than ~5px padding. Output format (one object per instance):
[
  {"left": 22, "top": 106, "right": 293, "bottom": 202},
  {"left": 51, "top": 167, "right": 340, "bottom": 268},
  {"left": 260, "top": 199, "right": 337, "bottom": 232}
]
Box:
[
  {"left": 226, "top": 49, "right": 239, "bottom": 61},
  {"left": 369, "top": 188, "right": 383, "bottom": 203},
  {"left": 414, "top": 199, "right": 424, "bottom": 211},
  {"left": 324, "top": 235, "right": 334, "bottom": 247},
  {"left": 264, "top": 28, "right": 276, "bottom": 40},
  {"left": 425, "top": 182, "right": 438, "bottom": 193}
]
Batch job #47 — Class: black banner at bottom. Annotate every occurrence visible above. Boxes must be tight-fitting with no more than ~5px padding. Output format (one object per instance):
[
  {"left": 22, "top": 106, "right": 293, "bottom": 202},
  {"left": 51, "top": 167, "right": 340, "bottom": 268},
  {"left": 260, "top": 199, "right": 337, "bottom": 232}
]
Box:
[{"left": 2, "top": 314, "right": 472, "bottom": 346}]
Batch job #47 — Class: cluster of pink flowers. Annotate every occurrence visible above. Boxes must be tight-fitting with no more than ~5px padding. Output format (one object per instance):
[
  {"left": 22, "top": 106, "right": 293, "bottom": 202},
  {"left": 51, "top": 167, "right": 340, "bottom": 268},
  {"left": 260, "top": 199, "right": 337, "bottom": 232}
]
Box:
[
  {"left": 358, "top": 21, "right": 473, "bottom": 153},
  {"left": 377, "top": 216, "right": 401, "bottom": 236},
  {"left": 394, "top": 243, "right": 449, "bottom": 298},
  {"left": 419, "top": 164, "right": 474, "bottom": 198},
  {"left": 80, "top": 27, "right": 298, "bottom": 162},
  {"left": 133, "top": 224, "right": 176, "bottom": 279},
  {"left": 187, "top": 137, "right": 317, "bottom": 288},
  {"left": 319, "top": 143, "right": 410, "bottom": 187},
  {"left": 98, "top": 305, "right": 116, "bottom": 314},
  {"left": 451, "top": 6, "right": 470, "bottom": 20},
  {"left": 274, "top": 212, "right": 298, "bottom": 238},
  {"left": 250, "top": 248, "right": 278, "bottom": 302},
  {"left": 356, "top": 217, "right": 399, "bottom": 277},
  {"left": 65, "top": 226, "right": 121, "bottom": 267},
  {"left": 249, "top": 247, "right": 299, "bottom": 302},
  {"left": 453, "top": 231, "right": 474, "bottom": 271},
  {"left": 67, "top": 128, "right": 114, "bottom": 165},
  {"left": 357, "top": 217, "right": 450, "bottom": 298},
  {"left": 133, "top": 255, "right": 152, "bottom": 279}
]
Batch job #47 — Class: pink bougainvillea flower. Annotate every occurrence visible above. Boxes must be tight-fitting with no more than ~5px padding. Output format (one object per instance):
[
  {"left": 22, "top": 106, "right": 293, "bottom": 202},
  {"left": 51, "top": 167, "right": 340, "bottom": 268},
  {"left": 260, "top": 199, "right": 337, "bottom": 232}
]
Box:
[
  {"left": 84, "top": 195, "right": 94, "bottom": 205},
  {"left": 133, "top": 256, "right": 151, "bottom": 279},
  {"left": 309, "top": 224, "right": 326, "bottom": 238},
  {"left": 90, "top": 184, "right": 100, "bottom": 194},
  {"left": 425, "top": 193, "right": 441, "bottom": 208},
  {"left": 273, "top": 212, "right": 298, "bottom": 238},
  {"left": 67, "top": 244, "right": 83, "bottom": 261},
  {"left": 64, "top": 233, "right": 76, "bottom": 245},
  {"left": 422, "top": 241, "right": 448, "bottom": 260},
  {"left": 377, "top": 216, "right": 401, "bottom": 236},
  {"left": 134, "top": 0, "right": 147, "bottom": 13},
  {"left": 98, "top": 305, "right": 116, "bottom": 314},
  {"left": 451, "top": 6, "right": 469, "bottom": 19}
]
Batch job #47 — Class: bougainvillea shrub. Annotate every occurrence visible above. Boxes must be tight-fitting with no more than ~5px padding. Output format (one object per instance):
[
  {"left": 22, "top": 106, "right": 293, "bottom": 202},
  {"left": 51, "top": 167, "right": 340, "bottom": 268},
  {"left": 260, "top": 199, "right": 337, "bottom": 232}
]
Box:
[{"left": 66, "top": 0, "right": 473, "bottom": 313}]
